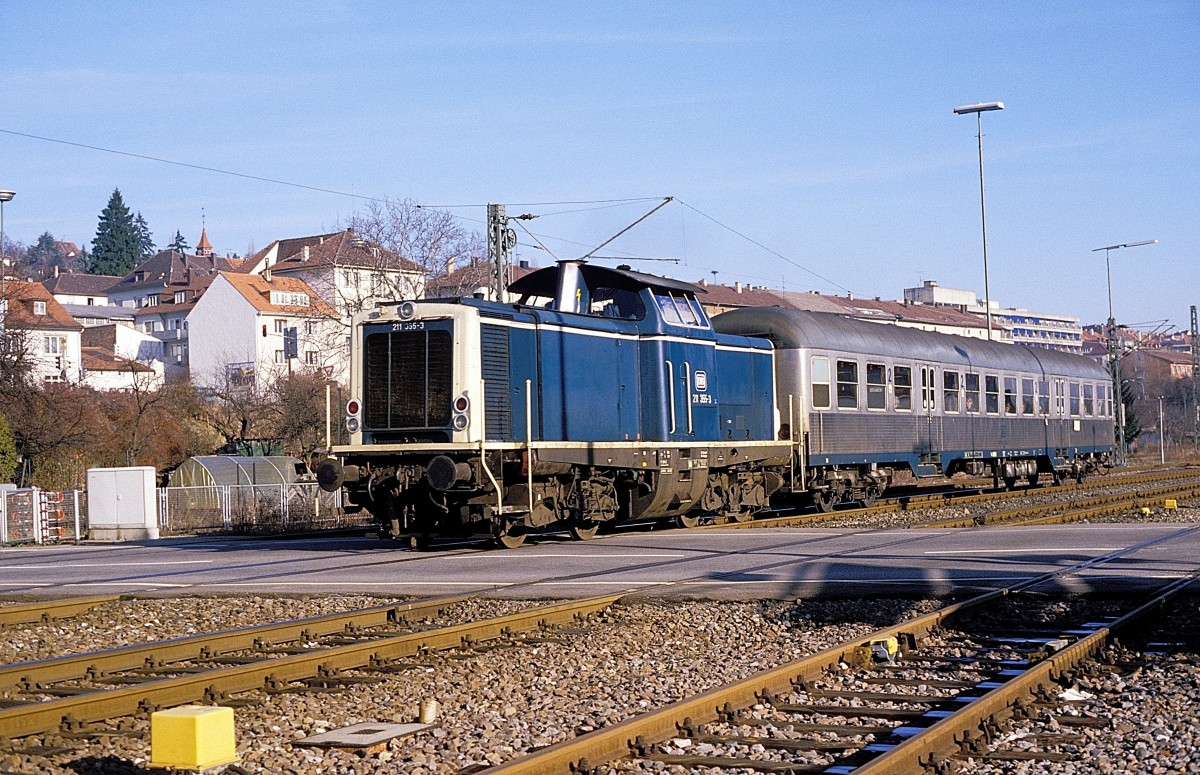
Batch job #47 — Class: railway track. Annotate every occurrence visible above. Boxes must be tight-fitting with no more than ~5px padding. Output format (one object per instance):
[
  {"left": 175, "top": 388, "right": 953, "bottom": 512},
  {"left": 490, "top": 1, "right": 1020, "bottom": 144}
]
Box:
[
  {"left": 478, "top": 529, "right": 1200, "bottom": 774},
  {"left": 699, "top": 467, "right": 1200, "bottom": 532},
  {"left": 0, "top": 595, "right": 120, "bottom": 626},
  {"left": 0, "top": 594, "right": 621, "bottom": 740}
]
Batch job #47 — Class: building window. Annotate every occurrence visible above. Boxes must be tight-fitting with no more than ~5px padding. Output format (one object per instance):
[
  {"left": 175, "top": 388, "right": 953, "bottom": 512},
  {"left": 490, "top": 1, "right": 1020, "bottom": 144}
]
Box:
[
  {"left": 275, "top": 350, "right": 286, "bottom": 364},
  {"left": 810, "top": 356, "right": 831, "bottom": 409},
  {"left": 275, "top": 319, "right": 288, "bottom": 333},
  {"left": 836, "top": 359, "right": 858, "bottom": 409},
  {"left": 866, "top": 363, "right": 886, "bottom": 410},
  {"left": 33, "top": 301, "right": 47, "bottom": 316},
  {"left": 144, "top": 295, "right": 158, "bottom": 307},
  {"left": 305, "top": 351, "right": 319, "bottom": 365},
  {"left": 43, "top": 336, "right": 61, "bottom": 354},
  {"left": 305, "top": 320, "right": 317, "bottom": 335},
  {"left": 943, "top": 371, "right": 960, "bottom": 413},
  {"left": 894, "top": 365, "right": 913, "bottom": 411},
  {"left": 174, "top": 291, "right": 186, "bottom": 304}
]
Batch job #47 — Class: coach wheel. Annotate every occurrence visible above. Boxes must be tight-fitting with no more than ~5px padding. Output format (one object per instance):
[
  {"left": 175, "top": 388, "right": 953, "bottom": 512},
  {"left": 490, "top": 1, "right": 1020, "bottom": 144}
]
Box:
[
  {"left": 731, "top": 510, "right": 755, "bottom": 524},
  {"left": 860, "top": 487, "right": 881, "bottom": 508},
  {"left": 1003, "top": 476, "right": 1017, "bottom": 490},
  {"left": 1075, "top": 471, "right": 1086, "bottom": 484},
  {"left": 494, "top": 521, "right": 527, "bottom": 550},
  {"left": 815, "top": 491, "right": 837, "bottom": 513},
  {"left": 569, "top": 520, "right": 600, "bottom": 541},
  {"left": 675, "top": 513, "right": 701, "bottom": 529}
]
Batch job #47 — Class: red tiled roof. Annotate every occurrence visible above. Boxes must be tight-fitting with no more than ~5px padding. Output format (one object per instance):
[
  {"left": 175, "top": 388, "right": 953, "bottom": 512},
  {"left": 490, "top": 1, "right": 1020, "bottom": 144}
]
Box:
[
  {"left": 42, "top": 273, "right": 121, "bottom": 297},
  {"left": 1, "top": 281, "right": 82, "bottom": 330},
  {"left": 219, "top": 272, "right": 339, "bottom": 317},
  {"left": 81, "top": 346, "right": 156, "bottom": 373},
  {"left": 271, "top": 230, "right": 424, "bottom": 273},
  {"left": 426, "top": 260, "right": 536, "bottom": 296}
]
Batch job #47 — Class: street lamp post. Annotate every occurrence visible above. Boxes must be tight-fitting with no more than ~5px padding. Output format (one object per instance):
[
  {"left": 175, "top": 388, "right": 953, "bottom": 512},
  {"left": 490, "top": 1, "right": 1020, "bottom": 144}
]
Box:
[
  {"left": 953, "top": 101, "right": 1004, "bottom": 341},
  {"left": 1093, "top": 239, "right": 1158, "bottom": 465},
  {"left": 0, "top": 190, "right": 14, "bottom": 299}
]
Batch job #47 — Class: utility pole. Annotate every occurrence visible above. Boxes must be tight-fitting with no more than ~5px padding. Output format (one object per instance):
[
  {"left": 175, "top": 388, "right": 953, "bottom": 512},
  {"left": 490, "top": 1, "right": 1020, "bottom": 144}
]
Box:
[
  {"left": 487, "top": 204, "right": 517, "bottom": 303},
  {"left": 1192, "top": 305, "right": 1198, "bottom": 449}
]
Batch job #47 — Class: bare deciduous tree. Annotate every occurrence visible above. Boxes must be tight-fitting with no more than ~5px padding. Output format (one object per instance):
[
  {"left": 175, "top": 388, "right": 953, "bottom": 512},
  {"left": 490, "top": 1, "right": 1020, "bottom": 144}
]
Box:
[{"left": 341, "top": 197, "right": 485, "bottom": 287}]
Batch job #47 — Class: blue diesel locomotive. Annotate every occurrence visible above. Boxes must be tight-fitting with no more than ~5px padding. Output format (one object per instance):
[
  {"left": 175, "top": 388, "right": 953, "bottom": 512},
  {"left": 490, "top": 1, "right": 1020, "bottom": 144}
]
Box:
[
  {"left": 318, "top": 261, "right": 791, "bottom": 548},
  {"left": 318, "top": 260, "right": 1113, "bottom": 546}
]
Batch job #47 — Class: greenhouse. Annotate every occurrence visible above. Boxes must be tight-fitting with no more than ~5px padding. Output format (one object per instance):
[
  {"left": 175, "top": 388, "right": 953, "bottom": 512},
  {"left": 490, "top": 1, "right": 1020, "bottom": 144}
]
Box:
[{"left": 167, "top": 456, "right": 309, "bottom": 488}]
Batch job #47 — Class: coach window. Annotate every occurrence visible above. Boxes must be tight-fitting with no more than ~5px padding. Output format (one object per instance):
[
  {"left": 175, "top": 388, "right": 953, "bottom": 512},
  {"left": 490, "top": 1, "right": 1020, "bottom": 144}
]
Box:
[
  {"left": 1003, "top": 377, "right": 1018, "bottom": 414},
  {"left": 985, "top": 375, "right": 1000, "bottom": 414},
  {"left": 1038, "top": 379, "right": 1050, "bottom": 415},
  {"left": 837, "top": 360, "right": 859, "bottom": 409},
  {"left": 965, "top": 372, "right": 980, "bottom": 413},
  {"left": 866, "top": 363, "right": 886, "bottom": 410},
  {"left": 1083, "top": 383, "right": 1094, "bottom": 416},
  {"left": 1102, "top": 384, "right": 1111, "bottom": 417},
  {"left": 1021, "top": 378, "right": 1035, "bottom": 415},
  {"left": 894, "top": 366, "right": 913, "bottom": 411},
  {"left": 943, "top": 371, "right": 960, "bottom": 413},
  {"left": 810, "top": 356, "right": 831, "bottom": 409},
  {"left": 1069, "top": 382, "right": 1081, "bottom": 415}
]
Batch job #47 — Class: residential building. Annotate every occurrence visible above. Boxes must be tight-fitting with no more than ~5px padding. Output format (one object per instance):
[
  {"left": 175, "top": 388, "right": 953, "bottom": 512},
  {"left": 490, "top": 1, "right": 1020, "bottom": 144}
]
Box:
[
  {"left": 247, "top": 230, "right": 425, "bottom": 320},
  {"left": 131, "top": 275, "right": 214, "bottom": 377},
  {"left": 0, "top": 280, "right": 84, "bottom": 384},
  {"left": 82, "top": 323, "right": 164, "bottom": 367},
  {"left": 107, "top": 248, "right": 241, "bottom": 309},
  {"left": 426, "top": 258, "right": 536, "bottom": 300},
  {"left": 188, "top": 271, "right": 342, "bottom": 388},
  {"left": 903, "top": 280, "right": 1083, "bottom": 352},
  {"left": 42, "top": 271, "right": 121, "bottom": 306},
  {"left": 80, "top": 347, "right": 163, "bottom": 392}
]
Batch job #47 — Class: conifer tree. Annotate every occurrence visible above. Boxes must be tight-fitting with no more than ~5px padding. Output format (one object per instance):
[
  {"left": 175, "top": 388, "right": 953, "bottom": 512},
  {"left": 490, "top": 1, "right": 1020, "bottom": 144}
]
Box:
[
  {"left": 134, "top": 212, "right": 156, "bottom": 259},
  {"left": 89, "top": 189, "right": 140, "bottom": 275},
  {"left": 167, "top": 229, "right": 190, "bottom": 252}
]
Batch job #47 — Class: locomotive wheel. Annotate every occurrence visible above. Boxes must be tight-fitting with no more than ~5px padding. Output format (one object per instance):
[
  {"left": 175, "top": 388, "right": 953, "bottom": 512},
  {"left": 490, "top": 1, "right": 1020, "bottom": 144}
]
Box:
[
  {"left": 494, "top": 522, "right": 527, "bottom": 549},
  {"left": 1003, "top": 476, "right": 1017, "bottom": 490},
  {"left": 1028, "top": 473, "right": 1040, "bottom": 487},
  {"left": 815, "top": 491, "right": 837, "bottom": 513},
  {"left": 675, "top": 513, "right": 701, "bottom": 529},
  {"left": 568, "top": 520, "right": 600, "bottom": 541}
]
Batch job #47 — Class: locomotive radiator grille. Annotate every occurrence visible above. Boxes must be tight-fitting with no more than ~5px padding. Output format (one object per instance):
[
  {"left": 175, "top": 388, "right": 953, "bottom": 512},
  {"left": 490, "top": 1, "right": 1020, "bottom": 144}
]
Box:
[
  {"left": 363, "top": 329, "right": 453, "bottom": 429},
  {"left": 480, "top": 324, "right": 512, "bottom": 440}
]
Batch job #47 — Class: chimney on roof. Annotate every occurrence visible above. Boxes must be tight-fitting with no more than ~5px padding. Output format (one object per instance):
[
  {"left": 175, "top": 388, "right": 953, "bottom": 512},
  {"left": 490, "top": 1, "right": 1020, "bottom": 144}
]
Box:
[
  {"left": 698, "top": 278, "right": 707, "bottom": 286},
  {"left": 54, "top": 265, "right": 59, "bottom": 278},
  {"left": 518, "top": 259, "right": 529, "bottom": 269},
  {"left": 446, "top": 256, "right": 456, "bottom": 274},
  {"left": 924, "top": 280, "right": 937, "bottom": 288},
  {"left": 263, "top": 268, "right": 272, "bottom": 283},
  {"left": 302, "top": 246, "right": 310, "bottom": 262},
  {"left": 735, "top": 282, "right": 743, "bottom": 294}
]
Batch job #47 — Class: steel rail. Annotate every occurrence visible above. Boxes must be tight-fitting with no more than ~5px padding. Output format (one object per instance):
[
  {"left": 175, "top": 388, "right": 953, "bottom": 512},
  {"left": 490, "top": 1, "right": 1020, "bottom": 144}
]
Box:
[
  {"left": 850, "top": 571, "right": 1200, "bottom": 774},
  {"left": 0, "top": 596, "right": 121, "bottom": 626},
  {"left": 0, "top": 594, "right": 625, "bottom": 739},
  {"left": 0, "top": 594, "right": 469, "bottom": 693},
  {"left": 475, "top": 530, "right": 1199, "bottom": 775}
]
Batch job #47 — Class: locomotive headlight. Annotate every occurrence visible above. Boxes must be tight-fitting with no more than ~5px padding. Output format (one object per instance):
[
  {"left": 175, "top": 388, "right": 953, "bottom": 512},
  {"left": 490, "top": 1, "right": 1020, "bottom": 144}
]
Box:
[
  {"left": 450, "top": 392, "right": 470, "bottom": 432},
  {"left": 346, "top": 416, "right": 361, "bottom": 433},
  {"left": 346, "top": 399, "right": 361, "bottom": 416},
  {"left": 451, "top": 413, "right": 470, "bottom": 431},
  {"left": 453, "top": 394, "right": 470, "bottom": 413},
  {"left": 397, "top": 301, "right": 416, "bottom": 320}
]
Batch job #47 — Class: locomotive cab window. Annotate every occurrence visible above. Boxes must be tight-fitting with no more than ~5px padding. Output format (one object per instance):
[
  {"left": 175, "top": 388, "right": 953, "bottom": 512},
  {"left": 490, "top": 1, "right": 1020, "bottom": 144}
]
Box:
[
  {"left": 985, "top": 375, "right": 1000, "bottom": 414},
  {"left": 836, "top": 360, "right": 859, "bottom": 409},
  {"left": 654, "top": 292, "right": 708, "bottom": 328},
  {"left": 894, "top": 365, "right": 913, "bottom": 411},
  {"left": 1003, "top": 377, "right": 1017, "bottom": 415},
  {"left": 1021, "top": 378, "right": 1035, "bottom": 415},
  {"left": 589, "top": 287, "right": 646, "bottom": 320},
  {"left": 866, "top": 363, "right": 886, "bottom": 410},
  {"left": 810, "top": 356, "right": 831, "bottom": 410},
  {"left": 943, "top": 371, "right": 960, "bottom": 413},
  {"left": 965, "top": 372, "right": 980, "bottom": 413}
]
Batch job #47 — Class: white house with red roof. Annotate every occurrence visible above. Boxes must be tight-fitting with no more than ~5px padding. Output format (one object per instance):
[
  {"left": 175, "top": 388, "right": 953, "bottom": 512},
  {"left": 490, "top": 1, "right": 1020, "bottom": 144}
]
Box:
[
  {"left": 187, "top": 270, "right": 343, "bottom": 388},
  {"left": 0, "top": 280, "right": 85, "bottom": 384}
]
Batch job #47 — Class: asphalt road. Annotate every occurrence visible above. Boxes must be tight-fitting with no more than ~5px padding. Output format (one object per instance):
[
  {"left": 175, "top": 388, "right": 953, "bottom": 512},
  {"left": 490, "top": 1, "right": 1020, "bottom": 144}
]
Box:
[{"left": 2, "top": 522, "right": 1198, "bottom": 600}]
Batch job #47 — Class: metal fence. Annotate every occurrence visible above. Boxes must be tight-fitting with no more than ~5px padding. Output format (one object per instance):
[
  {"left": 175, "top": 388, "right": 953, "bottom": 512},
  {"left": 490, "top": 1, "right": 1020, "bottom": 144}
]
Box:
[
  {"left": 157, "top": 483, "right": 367, "bottom": 535},
  {"left": 0, "top": 487, "right": 86, "bottom": 545},
  {"left": 0, "top": 483, "right": 369, "bottom": 545}
]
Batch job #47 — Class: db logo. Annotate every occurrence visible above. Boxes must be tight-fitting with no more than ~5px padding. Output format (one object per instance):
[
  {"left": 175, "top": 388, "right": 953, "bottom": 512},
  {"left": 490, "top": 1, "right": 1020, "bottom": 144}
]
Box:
[{"left": 694, "top": 370, "right": 708, "bottom": 392}]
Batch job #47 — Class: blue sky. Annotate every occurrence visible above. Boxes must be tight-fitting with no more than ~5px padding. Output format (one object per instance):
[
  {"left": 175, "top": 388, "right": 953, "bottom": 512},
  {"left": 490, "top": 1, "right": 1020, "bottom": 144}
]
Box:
[{"left": 1, "top": 2, "right": 1196, "bottom": 330}]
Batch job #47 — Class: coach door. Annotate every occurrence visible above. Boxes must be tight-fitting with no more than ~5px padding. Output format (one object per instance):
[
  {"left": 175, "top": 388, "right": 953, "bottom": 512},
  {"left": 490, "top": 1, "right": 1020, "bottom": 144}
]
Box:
[
  {"left": 1052, "top": 378, "right": 1068, "bottom": 449},
  {"left": 918, "top": 365, "right": 939, "bottom": 458}
]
